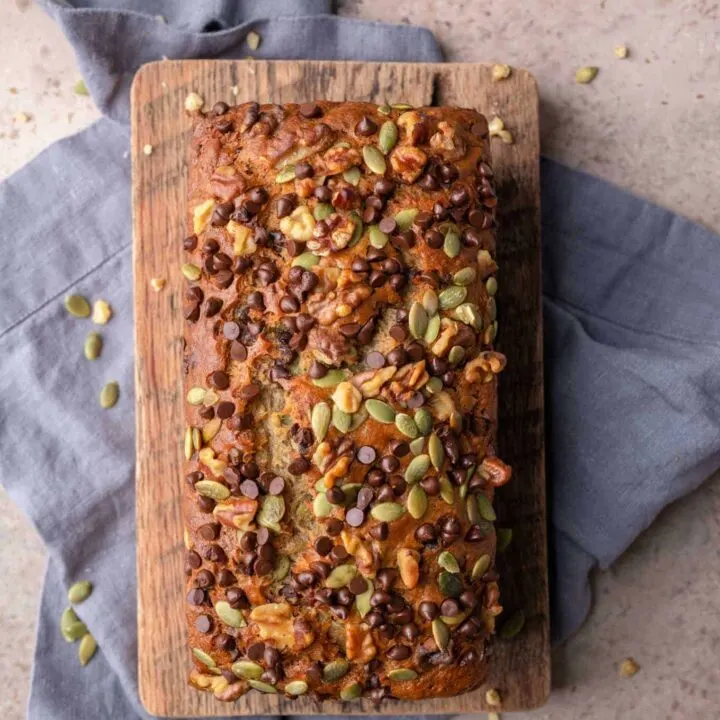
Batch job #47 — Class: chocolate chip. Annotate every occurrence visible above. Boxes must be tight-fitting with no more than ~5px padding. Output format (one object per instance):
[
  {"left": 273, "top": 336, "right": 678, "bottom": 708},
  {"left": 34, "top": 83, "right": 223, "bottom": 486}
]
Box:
[
  {"left": 199, "top": 406, "right": 215, "bottom": 421},
  {"left": 213, "top": 252, "right": 232, "bottom": 269},
  {"left": 349, "top": 576, "right": 368, "bottom": 595},
  {"left": 308, "top": 360, "right": 328, "bottom": 379},
  {"left": 366, "top": 468, "right": 386, "bottom": 486},
  {"left": 255, "top": 559, "right": 273, "bottom": 576},
  {"left": 203, "top": 238, "right": 220, "bottom": 254},
  {"left": 330, "top": 545, "right": 349, "bottom": 562},
  {"left": 355, "top": 115, "right": 378, "bottom": 136},
  {"left": 418, "top": 601, "right": 439, "bottom": 620},
  {"left": 197, "top": 496, "right": 215, "bottom": 513},
  {"left": 205, "top": 297, "right": 223, "bottom": 317},
  {"left": 195, "top": 614, "right": 212, "bottom": 633},
  {"left": 215, "top": 401, "right": 234, "bottom": 419},
  {"left": 439, "top": 163, "right": 459, "bottom": 183},
  {"left": 247, "top": 641, "right": 265, "bottom": 661},
  {"left": 376, "top": 485, "right": 395, "bottom": 504},
  {"left": 198, "top": 523, "right": 220, "bottom": 541},
  {"left": 351, "top": 258, "right": 370, "bottom": 273},
  {"left": 459, "top": 590, "right": 476, "bottom": 608},
  {"left": 268, "top": 476, "right": 285, "bottom": 495},
  {"left": 256, "top": 261, "right": 279, "bottom": 285},
  {"left": 227, "top": 341, "right": 247, "bottom": 363},
  {"left": 288, "top": 456, "right": 310, "bottom": 475},
  {"left": 426, "top": 229, "right": 444, "bottom": 249},
  {"left": 414, "top": 211, "right": 433, "bottom": 229},
  {"left": 196, "top": 569, "right": 215, "bottom": 588},
  {"left": 326, "top": 518, "right": 343, "bottom": 536},
  {"left": 248, "top": 187, "right": 269, "bottom": 205},
  {"left": 363, "top": 205, "right": 382, "bottom": 224},
  {"left": 365, "top": 610, "right": 384, "bottom": 628},
  {"left": 337, "top": 588, "right": 354, "bottom": 606},
  {"left": 333, "top": 187, "right": 356, "bottom": 210},
  {"left": 407, "top": 342, "right": 425, "bottom": 362},
  {"left": 356, "top": 445, "right": 377, "bottom": 465},
  {"left": 184, "top": 304, "right": 200, "bottom": 322},
  {"left": 407, "top": 391, "right": 424, "bottom": 409},
  {"left": 378, "top": 217, "right": 397, "bottom": 234},
  {"left": 386, "top": 643, "right": 411, "bottom": 660},
  {"left": 240, "top": 384, "right": 261, "bottom": 400},
  {"left": 295, "top": 162, "right": 314, "bottom": 179},
  {"left": 357, "top": 318, "right": 376, "bottom": 345},
  {"left": 356, "top": 486, "right": 374, "bottom": 510},
  {"left": 247, "top": 291, "right": 265, "bottom": 311},
  {"left": 379, "top": 455, "right": 399, "bottom": 474},
  {"left": 276, "top": 194, "right": 296, "bottom": 218},
  {"left": 389, "top": 475, "right": 407, "bottom": 496},
  {"left": 415, "top": 522, "right": 437, "bottom": 544},
  {"left": 215, "top": 633, "right": 235, "bottom": 652},
  {"left": 339, "top": 322, "right": 361, "bottom": 338},
  {"left": 365, "top": 351, "right": 385, "bottom": 369},
  {"left": 370, "top": 590, "right": 391, "bottom": 608},
  {"left": 345, "top": 507, "right": 365, "bottom": 527},
  {"left": 299, "top": 103, "right": 322, "bottom": 118},
  {"left": 420, "top": 475, "right": 440, "bottom": 496},
  {"left": 217, "top": 568, "right": 236, "bottom": 587},
  {"left": 313, "top": 185, "right": 332, "bottom": 202},
  {"left": 390, "top": 440, "right": 410, "bottom": 457},
  {"left": 279, "top": 294, "right": 300, "bottom": 313},
  {"left": 222, "top": 321, "right": 240, "bottom": 340},
  {"left": 375, "top": 568, "right": 398, "bottom": 590},
  {"left": 183, "top": 234, "right": 198, "bottom": 251},
  {"left": 441, "top": 598, "right": 462, "bottom": 616},
  {"left": 374, "top": 178, "right": 395, "bottom": 196},
  {"left": 387, "top": 338, "right": 408, "bottom": 358},
  {"left": 369, "top": 270, "right": 387, "bottom": 288},
  {"left": 187, "top": 588, "right": 205, "bottom": 605},
  {"left": 240, "top": 532, "right": 257, "bottom": 552},
  {"left": 402, "top": 623, "right": 420, "bottom": 641},
  {"left": 206, "top": 544, "right": 227, "bottom": 563},
  {"left": 256, "top": 527, "right": 270, "bottom": 546},
  {"left": 450, "top": 186, "right": 469, "bottom": 206},
  {"left": 314, "top": 536, "right": 333, "bottom": 556},
  {"left": 326, "top": 486, "right": 345, "bottom": 505}
]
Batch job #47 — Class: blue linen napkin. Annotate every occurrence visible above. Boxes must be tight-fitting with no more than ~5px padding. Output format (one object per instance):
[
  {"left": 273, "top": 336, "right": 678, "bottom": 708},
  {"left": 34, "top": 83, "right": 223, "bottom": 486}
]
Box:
[{"left": 1, "top": 1, "right": 720, "bottom": 717}]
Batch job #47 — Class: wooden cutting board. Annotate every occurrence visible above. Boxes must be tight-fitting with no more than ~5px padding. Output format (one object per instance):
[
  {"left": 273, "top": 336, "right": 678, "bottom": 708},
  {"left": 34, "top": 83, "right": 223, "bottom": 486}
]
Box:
[{"left": 132, "top": 59, "right": 547, "bottom": 717}]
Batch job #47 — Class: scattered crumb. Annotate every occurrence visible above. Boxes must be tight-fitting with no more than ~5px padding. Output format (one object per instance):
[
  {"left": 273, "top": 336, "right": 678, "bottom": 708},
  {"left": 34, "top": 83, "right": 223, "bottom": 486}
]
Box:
[
  {"left": 8, "top": 87, "right": 18, "bottom": 94},
  {"left": 67, "top": 112, "right": 74, "bottom": 124},
  {"left": 485, "top": 688, "right": 501, "bottom": 706},
  {"left": 231, "top": 85, "right": 239, "bottom": 97},
  {"left": 489, "top": 714, "right": 500, "bottom": 720},
  {"left": 150, "top": 277, "right": 166, "bottom": 292},
  {"left": 161, "top": 81, "right": 168, "bottom": 90},
  {"left": 614, "top": 45, "right": 629, "bottom": 59},
  {"left": 696, "top": 93, "right": 704, "bottom": 99},
  {"left": 91, "top": 299, "right": 113, "bottom": 325},
  {"left": 497, "top": 129, "right": 514, "bottom": 145},
  {"left": 73, "top": 79, "right": 89, "bottom": 96},
  {"left": 184, "top": 92, "right": 205, "bottom": 112},
  {"left": 488, "top": 116, "right": 505, "bottom": 135},
  {"left": 619, "top": 657, "right": 640, "bottom": 678},
  {"left": 246, "top": 30, "right": 261, "bottom": 51},
  {"left": 13, "top": 111, "right": 32, "bottom": 124},
  {"left": 491, "top": 63, "right": 512, "bottom": 82},
  {"left": 575, "top": 66, "right": 599, "bottom": 84},
  {"left": 143, "top": 144, "right": 154, "bottom": 156},
  {"left": 155, "top": 14, "right": 166, "bottom": 23}
]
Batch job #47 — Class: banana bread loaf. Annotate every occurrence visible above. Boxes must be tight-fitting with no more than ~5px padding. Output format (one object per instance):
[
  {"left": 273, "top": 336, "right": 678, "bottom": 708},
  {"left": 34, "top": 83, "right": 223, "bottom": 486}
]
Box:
[{"left": 182, "top": 100, "right": 511, "bottom": 703}]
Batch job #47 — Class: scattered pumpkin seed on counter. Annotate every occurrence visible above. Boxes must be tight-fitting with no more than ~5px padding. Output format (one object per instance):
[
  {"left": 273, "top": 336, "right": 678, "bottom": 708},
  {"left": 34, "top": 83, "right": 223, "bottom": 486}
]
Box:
[
  {"left": 64, "top": 294, "right": 91, "bottom": 318},
  {"left": 78, "top": 633, "right": 98, "bottom": 666},
  {"left": 83, "top": 332, "right": 102, "bottom": 361},
  {"left": 500, "top": 609, "right": 526, "bottom": 639},
  {"left": 68, "top": 580, "right": 93, "bottom": 605}
]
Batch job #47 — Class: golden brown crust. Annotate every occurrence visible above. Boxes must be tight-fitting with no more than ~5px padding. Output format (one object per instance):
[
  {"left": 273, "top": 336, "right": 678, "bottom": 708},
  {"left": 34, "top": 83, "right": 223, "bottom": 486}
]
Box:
[{"left": 181, "top": 100, "right": 510, "bottom": 703}]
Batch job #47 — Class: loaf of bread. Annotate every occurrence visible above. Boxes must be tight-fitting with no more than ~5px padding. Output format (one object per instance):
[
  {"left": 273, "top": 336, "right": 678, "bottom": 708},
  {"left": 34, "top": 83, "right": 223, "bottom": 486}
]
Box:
[{"left": 182, "top": 100, "right": 511, "bottom": 703}]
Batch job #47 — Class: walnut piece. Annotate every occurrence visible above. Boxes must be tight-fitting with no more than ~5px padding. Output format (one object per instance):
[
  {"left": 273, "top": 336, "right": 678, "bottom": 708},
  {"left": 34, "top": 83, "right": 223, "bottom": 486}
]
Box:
[
  {"left": 193, "top": 199, "right": 215, "bottom": 234},
  {"left": 322, "top": 145, "right": 362, "bottom": 174},
  {"left": 279, "top": 206, "right": 316, "bottom": 242},
  {"left": 332, "top": 381, "right": 362, "bottom": 414},
  {"left": 213, "top": 498, "right": 259, "bottom": 530},
  {"left": 390, "top": 146, "right": 427, "bottom": 183},
  {"left": 397, "top": 548, "right": 420, "bottom": 589},
  {"left": 429, "top": 121, "right": 467, "bottom": 160},
  {"left": 396, "top": 111, "right": 428, "bottom": 145},
  {"left": 249, "top": 603, "right": 295, "bottom": 649},
  {"left": 227, "top": 220, "right": 256, "bottom": 256},
  {"left": 355, "top": 365, "right": 398, "bottom": 398},
  {"left": 479, "top": 456, "right": 512, "bottom": 487},
  {"left": 346, "top": 623, "right": 377, "bottom": 662}
]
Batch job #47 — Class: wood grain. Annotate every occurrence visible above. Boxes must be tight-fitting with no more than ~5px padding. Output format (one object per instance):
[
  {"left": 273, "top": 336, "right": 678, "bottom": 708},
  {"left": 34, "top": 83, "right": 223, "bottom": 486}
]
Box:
[{"left": 132, "top": 60, "right": 547, "bottom": 717}]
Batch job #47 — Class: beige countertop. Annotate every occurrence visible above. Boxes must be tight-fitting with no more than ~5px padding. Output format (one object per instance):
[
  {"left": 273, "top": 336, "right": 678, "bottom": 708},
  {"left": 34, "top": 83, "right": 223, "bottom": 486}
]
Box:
[{"left": 1, "top": 1, "right": 719, "bottom": 718}]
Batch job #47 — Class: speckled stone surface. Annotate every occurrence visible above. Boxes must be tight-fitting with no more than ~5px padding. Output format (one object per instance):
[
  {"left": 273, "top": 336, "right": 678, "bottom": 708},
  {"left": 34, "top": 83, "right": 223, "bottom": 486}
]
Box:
[{"left": 1, "top": 1, "right": 719, "bottom": 718}]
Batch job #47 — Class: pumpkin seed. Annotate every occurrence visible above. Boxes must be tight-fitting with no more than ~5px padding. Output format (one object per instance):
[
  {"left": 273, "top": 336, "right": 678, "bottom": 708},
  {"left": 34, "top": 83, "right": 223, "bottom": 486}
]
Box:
[
  {"left": 466, "top": 494, "right": 481, "bottom": 524},
  {"left": 246, "top": 30, "right": 261, "bottom": 50},
  {"left": 181, "top": 263, "right": 201, "bottom": 281},
  {"left": 368, "top": 225, "right": 389, "bottom": 249},
  {"left": 285, "top": 680, "right": 309, "bottom": 696},
  {"left": 370, "top": 502, "right": 404, "bottom": 522},
  {"left": 477, "top": 520, "right": 495, "bottom": 536},
  {"left": 409, "top": 436, "right": 425, "bottom": 455},
  {"left": 453, "top": 267, "right": 477, "bottom": 286},
  {"left": 362, "top": 145, "right": 387, "bottom": 175},
  {"left": 195, "top": 480, "right": 230, "bottom": 501},
  {"left": 422, "top": 289, "right": 438, "bottom": 315},
  {"left": 202, "top": 416, "right": 221, "bottom": 444},
  {"left": 425, "top": 376, "right": 443, "bottom": 394},
  {"left": 193, "top": 648, "right": 216, "bottom": 668},
  {"left": 379, "top": 121, "right": 398, "bottom": 154},
  {"left": 575, "top": 66, "right": 599, "bottom": 84},
  {"left": 405, "top": 454, "right": 430, "bottom": 484},
  {"left": 486, "top": 321, "right": 498, "bottom": 344},
  {"left": 414, "top": 408, "right": 432, "bottom": 435},
  {"left": 377, "top": 104, "right": 391, "bottom": 115},
  {"left": 488, "top": 296, "right": 497, "bottom": 322},
  {"left": 439, "top": 286, "right": 468, "bottom": 310},
  {"left": 440, "top": 609, "right": 469, "bottom": 626},
  {"left": 62, "top": 620, "right": 89, "bottom": 642},
  {"left": 437, "top": 551, "right": 460, "bottom": 573},
  {"left": 338, "top": 681, "right": 362, "bottom": 701},
  {"left": 332, "top": 404, "right": 352, "bottom": 433},
  {"left": 365, "top": 398, "right": 396, "bottom": 423},
  {"left": 408, "top": 301, "right": 428, "bottom": 339},
  {"left": 355, "top": 578, "right": 373, "bottom": 617},
  {"left": 249, "top": 679, "right": 278, "bottom": 694},
  {"left": 184, "top": 426, "right": 193, "bottom": 460},
  {"left": 292, "top": 252, "right": 320, "bottom": 269},
  {"left": 186, "top": 387, "right": 206, "bottom": 405},
  {"left": 424, "top": 313, "right": 440, "bottom": 344},
  {"left": 391, "top": 102, "right": 413, "bottom": 110},
  {"left": 61, "top": 606, "right": 80, "bottom": 632},
  {"left": 395, "top": 412, "right": 419, "bottom": 439},
  {"left": 477, "top": 494, "right": 497, "bottom": 521},
  {"left": 459, "top": 480, "right": 469, "bottom": 500},
  {"left": 84, "top": 332, "right": 102, "bottom": 361},
  {"left": 272, "top": 555, "right": 291, "bottom": 581},
  {"left": 395, "top": 207, "right": 419, "bottom": 231},
  {"left": 496, "top": 527, "right": 513, "bottom": 553},
  {"left": 500, "top": 609, "right": 526, "bottom": 639},
  {"left": 348, "top": 406, "right": 368, "bottom": 431},
  {"left": 432, "top": 618, "right": 450, "bottom": 651},
  {"left": 68, "top": 580, "right": 93, "bottom": 605},
  {"left": 439, "top": 474, "right": 454, "bottom": 504},
  {"left": 215, "top": 600, "right": 246, "bottom": 628},
  {"left": 407, "top": 484, "right": 428, "bottom": 519},
  {"left": 348, "top": 212, "right": 364, "bottom": 247},
  {"left": 486, "top": 277, "right": 498, "bottom": 296},
  {"left": 78, "top": 633, "right": 97, "bottom": 666},
  {"left": 313, "top": 492, "right": 333, "bottom": 518},
  {"left": 443, "top": 229, "right": 461, "bottom": 258},
  {"left": 388, "top": 668, "right": 418, "bottom": 681},
  {"left": 343, "top": 167, "right": 362, "bottom": 186},
  {"left": 428, "top": 433, "right": 444, "bottom": 470},
  {"left": 326, "top": 564, "right": 357, "bottom": 589},
  {"left": 438, "top": 571, "right": 463, "bottom": 598},
  {"left": 313, "top": 203, "right": 333, "bottom": 220},
  {"left": 453, "top": 302, "right": 483, "bottom": 329},
  {"left": 258, "top": 495, "right": 285, "bottom": 532},
  {"left": 275, "top": 166, "right": 296, "bottom": 183},
  {"left": 64, "top": 294, "right": 91, "bottom": 318},
  {"left": 232, "top": 660, "right": 263, "bottom": 679},
  {"left": 312, "top": 369, "right": 346, "bottom": 388},
  {"left": 448, "top": 346, "right": 466, "bottom": 366},
  {"left": 323, "top": 659, "right": 350, "bottom": 682},
  {"left": 192, "top": 427, "right": 202, "bottom": 451},
  {"left": 311, "top": 402, "right": 331, "bottom": 442},
  {"left": 100, "top": 381, "right": 119, "bottom": 409}
]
